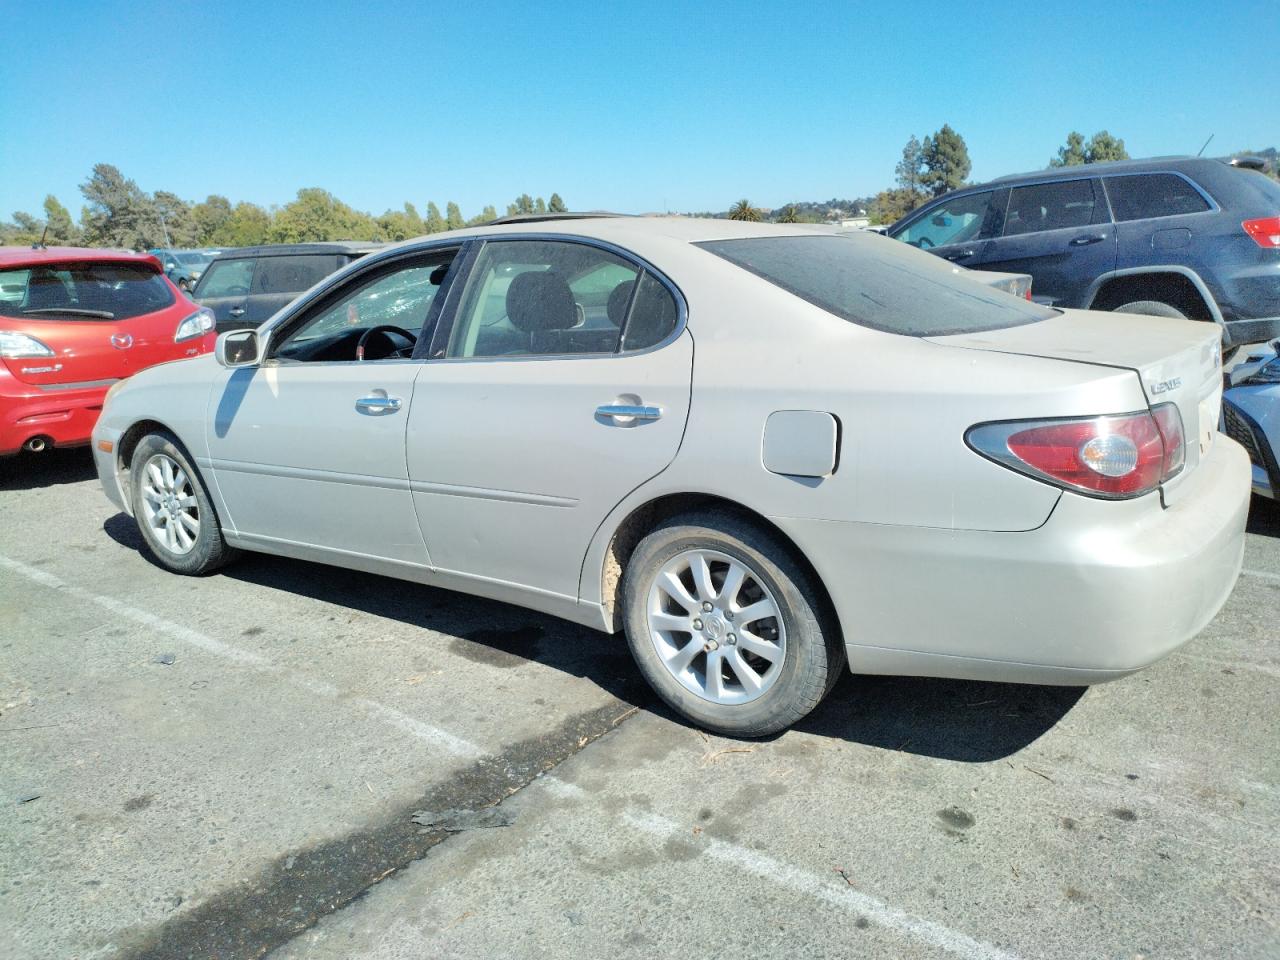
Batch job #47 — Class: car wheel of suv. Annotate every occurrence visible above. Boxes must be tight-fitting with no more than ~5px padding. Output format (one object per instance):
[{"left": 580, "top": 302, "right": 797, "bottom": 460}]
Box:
[
  {"left": 621, "top": 511, "right": 842, "bottom": 737},
  {"left": 1112, "top": 300, "right": 1187, "bottom": 320},
  {"left": 130, "top": 432, "right": 237, "bottom": 575}
]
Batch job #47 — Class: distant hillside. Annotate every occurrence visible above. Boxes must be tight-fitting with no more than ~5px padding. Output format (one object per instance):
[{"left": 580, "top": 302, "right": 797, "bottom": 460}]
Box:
[{"left": 682, "top": 197, "right": 875, "bottom": 222}]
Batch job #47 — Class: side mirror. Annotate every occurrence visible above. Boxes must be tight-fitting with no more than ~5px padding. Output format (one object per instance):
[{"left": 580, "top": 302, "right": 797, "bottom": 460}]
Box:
[
  {"left": 166, "top": 261, "right": 177, "bottom": 271},
  {"left": 216, "top": 329, "right": 263, "bottom": 367}
]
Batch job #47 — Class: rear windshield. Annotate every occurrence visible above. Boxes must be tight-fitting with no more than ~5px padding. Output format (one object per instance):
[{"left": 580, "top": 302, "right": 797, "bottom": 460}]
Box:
[
  {"left": 0, "top": 262, "right": 174, "bottom": 321},
  {"left": 696, "top": 234, "right": 1054, "bottom": 336}
]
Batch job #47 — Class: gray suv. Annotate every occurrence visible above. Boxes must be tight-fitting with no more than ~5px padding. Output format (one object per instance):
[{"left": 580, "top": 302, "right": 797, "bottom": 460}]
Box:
[
  {"left": 888, "top": 156, "right": 1280, "bottom": 350},
  {"left": 194, "top": 242, "right": 387, "bottom": 332}
]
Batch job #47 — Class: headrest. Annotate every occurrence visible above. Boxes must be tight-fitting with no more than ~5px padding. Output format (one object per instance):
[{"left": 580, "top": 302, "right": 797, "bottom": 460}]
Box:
[
  {"left": 606, "top": 279, "right": 636, "bottom": 328},
  {"left": 506, "top": 271, "right": 576, "bottom": 333}
]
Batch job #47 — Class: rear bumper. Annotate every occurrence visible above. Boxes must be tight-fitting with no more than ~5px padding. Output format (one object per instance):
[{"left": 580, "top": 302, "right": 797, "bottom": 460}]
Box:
[
  {"left": 772, "top": 437, "right": 1251, "bottom": 685},
  {"left": 1223, "top": 385, "right": 1280, "bottom": 499},
  {"left": 0, "top": 368, "right": 113, "bottom": 456}
]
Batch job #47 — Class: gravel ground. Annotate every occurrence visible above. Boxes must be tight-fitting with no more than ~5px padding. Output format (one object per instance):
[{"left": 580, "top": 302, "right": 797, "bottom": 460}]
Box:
[{"left": 2, "top": 447, "right": 1277, "bottom": 960}]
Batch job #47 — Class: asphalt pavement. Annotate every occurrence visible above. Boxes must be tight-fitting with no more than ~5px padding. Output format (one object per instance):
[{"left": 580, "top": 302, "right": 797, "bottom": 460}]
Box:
[{"left": 2, "top": 447, "right": 1277, "bottom": 959}]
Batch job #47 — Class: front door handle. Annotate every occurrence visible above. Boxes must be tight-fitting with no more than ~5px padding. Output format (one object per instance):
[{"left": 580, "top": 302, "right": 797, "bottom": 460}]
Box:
[
  {"left": 228, "top": 306, "right": 246, "bottom": 317},
  {"left": 596, "top": 403, "right": 661, "bottom": 423},
  {"left": 944, "top": 248, "right": 977, "bottom": 260},
  {"left": 1069, "top": 233, "right": 1107, "bottom": 246},
  {"left": 355, "top": 395, "right": 402, "bottom": 412}
]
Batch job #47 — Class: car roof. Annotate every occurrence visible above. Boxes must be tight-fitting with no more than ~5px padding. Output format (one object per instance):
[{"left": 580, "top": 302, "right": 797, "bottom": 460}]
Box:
[
  {"left": 984, "top": 155, "right": 1222, "bottom": 185},
  {"left": 208, "top": 241, "right": 392, "bottom": 259},
  {"left": 0, "top": 246, "right": 162, "bottom": 271}
]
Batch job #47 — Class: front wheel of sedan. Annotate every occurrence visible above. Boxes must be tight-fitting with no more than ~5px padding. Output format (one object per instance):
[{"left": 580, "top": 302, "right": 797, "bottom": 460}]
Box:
[
  {"left": 129, "top": 432, "right": 237, "bottom": 575},
  {"left": 622, "top": 512, "right": 843, "bottom": 737}
]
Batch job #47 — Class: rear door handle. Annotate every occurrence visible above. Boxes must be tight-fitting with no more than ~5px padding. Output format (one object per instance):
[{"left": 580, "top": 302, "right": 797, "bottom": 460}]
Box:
[
  {"left": 1069, "top": 233, "right": 1107, "bottom": 246},
  {"left": 356, "top": 395, "right": 402, "bottom": 412},
  {"left": 944, "top": 248, "right": 977, "bottom": 260},
  {"left": 596, "top": 403, "right": 661, "bottom": 423},
  {"left": 228, "top": 306, "right": 246, "bottom": 316}
]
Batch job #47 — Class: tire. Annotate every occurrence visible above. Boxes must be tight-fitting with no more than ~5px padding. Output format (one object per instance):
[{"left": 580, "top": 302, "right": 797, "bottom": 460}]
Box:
[
  {"left": 129, "top": 432, "right": 237, "bottom": 575},
  {"left": 621, "top": 510, "right": 843, "bottom": 737},
  {"left": 1112, "top": 300, "right": 1187, "bottom": 320}
]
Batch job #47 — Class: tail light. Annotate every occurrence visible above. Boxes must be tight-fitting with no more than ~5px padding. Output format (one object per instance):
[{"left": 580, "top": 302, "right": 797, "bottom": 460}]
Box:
[
  {"left": 967, "top": 404, "right": 1185, "bottom": 499},
  {"left": 0, "top": 331, "right": 56, "bottom": 358},
  {"left": 1242, "top": 216, "right": 1280, "bottom": 248}
]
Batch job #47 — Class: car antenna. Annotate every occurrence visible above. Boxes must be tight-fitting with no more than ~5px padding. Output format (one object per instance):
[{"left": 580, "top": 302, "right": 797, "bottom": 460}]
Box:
[
  {"left": 32, "top": 223, "right": 49, "bottom": 250},
  {"left": 1196, "top": 133, "right": 1214, "bottom": 157}
]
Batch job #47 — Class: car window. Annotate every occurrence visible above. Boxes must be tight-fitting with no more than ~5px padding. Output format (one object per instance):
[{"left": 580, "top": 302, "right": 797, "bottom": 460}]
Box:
[
  {"left": 895, "top": 192, "right": 993, "bottom": 249},
  {"left": 253, "top": 255, "right": 338, "bottom": 295},
  {"left": 273, "top": 256, "right": 452, "bottom": 363},
  {"left": 1003, "top": 179, "right": 1102, "bottom": 236},
  {"left": 447, "top": 240, "right": 646, "bottom": 358},
  {"left": 198, "top": 258, "right": 255, "bottom": 298},
  {"left": 697, "top": 234, "right": 1054, "bottom": 336},
  {"left": 1103, "top": 174, "right": 1211, "bottom": 221},
  {"left": 0, "top": 262, "right": 174, "bottom": 321}
]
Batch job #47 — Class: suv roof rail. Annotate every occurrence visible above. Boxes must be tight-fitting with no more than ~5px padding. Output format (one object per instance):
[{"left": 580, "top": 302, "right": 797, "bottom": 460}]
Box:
[{"left": 483, "top": 212, "right": 631, "bottom": 226}]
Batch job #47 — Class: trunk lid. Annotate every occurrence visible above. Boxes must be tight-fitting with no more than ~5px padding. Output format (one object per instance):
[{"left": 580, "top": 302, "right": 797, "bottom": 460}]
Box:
[
  {"left": 928, "top": 308, "right": 1223, "bottom": 494},
  {"left": 2, "top": 316, "right": 131, "bottom": 388}
]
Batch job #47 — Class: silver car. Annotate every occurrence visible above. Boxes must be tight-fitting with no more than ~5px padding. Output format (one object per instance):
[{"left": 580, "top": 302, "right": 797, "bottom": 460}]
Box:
[{"left": 92, "top": 218, "right": 1251, "bottom": 735}]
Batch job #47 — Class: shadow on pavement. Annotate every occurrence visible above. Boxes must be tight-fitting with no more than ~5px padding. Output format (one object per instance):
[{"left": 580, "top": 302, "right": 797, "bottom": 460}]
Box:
[
  {"left": 104, "top": 512, "right": 1084, "bottom": 762},
  {"left": 1246, "top": 495, "right": 1280, "bottom": 537},
  {"left": 0, "top": 446, "right": 96, "bottom": 491}
]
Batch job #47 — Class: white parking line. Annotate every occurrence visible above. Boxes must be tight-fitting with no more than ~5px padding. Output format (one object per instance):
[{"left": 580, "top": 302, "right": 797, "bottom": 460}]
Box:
[
  {"left": 1241, "top": 568, "right": 1280, "bottom": 582},
  {"left": 625, "top": 811, "right": 1023, "bottom": 960},
  {"left": 0, "top": 553, "right": 484, "bottom": 759}
]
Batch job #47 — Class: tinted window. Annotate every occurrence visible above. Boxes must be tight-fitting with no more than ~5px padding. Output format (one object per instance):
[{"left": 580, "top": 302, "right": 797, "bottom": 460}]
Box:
[
  {"left": 1003, "top": 179, "right": 1101, "bottom": 235},
  {"left": 697, "top": 234, "right": 1053, "bottom": 336},
  {"left": 253, "top": 254, "right": 338, "bottom": 294},
  {"left": 448, "top": 240, "right": 643, "bottom": 358},
  {"left": 0, "top": 262, "right": 174, "bottom": 321},
  {"left": 198, "top": 258, "right": 255, "bottom": 298},
  {"left": 895, "top": 191, "right": 992, "bottom": 248},
  {"left": 1104, "top": 174, "right": 1210, "bottom": 221}
]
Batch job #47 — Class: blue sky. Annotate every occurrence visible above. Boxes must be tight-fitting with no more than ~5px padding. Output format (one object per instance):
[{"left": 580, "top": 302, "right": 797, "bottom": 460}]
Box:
[{"left": 1, "top": 0, "right": 1274, "bottom": 220}]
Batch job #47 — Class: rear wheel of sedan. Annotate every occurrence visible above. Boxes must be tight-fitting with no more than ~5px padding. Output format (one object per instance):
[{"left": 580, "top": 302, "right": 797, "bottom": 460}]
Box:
[
  {"left": 129, "top": 432, "right": 236, "bottom": 575},
  {"left": 622, "top": 511, "right": 842, "bottom": 737}
]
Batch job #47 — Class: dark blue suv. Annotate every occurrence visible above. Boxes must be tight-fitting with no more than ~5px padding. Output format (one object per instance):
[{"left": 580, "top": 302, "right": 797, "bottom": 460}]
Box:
[{"left": 888, "top": 156, "right": 1280, "bottom": 350}]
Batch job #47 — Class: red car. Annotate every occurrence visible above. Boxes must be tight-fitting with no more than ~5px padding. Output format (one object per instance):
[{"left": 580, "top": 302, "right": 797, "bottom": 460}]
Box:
[{"left": 0, "top": 246, "right": 216, "bottom": 456}]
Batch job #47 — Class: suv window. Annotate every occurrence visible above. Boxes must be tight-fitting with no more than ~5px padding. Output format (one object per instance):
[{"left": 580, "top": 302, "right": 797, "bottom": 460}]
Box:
[
  {"left": 697, "top": 234, "right": 1054, "bottom": 336},
  {"left": 447, "top": 240, "right": 678, "bottom": 358},
  {"left": 0, "top": 262, "right": 174, "bottom": 320},
  {"left": 895, "top": 191, "right": 993, "bottom": 249},
  {"left": 198, "top": 258, "right": 255, "bottom": 298},
  {"left": 253, "top": 255, "right": 338, "bottom": 295},
  {"left": 1003, "top": 179, "right": 1102, "bottom": 235},
  {"left": 1103, "top": 174, "right": 1210, "bottom": 221}
]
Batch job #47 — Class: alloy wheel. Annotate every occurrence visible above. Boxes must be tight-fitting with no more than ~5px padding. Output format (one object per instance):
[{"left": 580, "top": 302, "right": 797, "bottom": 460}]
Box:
[{"left": 139, "top": 453, "right": 200, "bottom": 555}]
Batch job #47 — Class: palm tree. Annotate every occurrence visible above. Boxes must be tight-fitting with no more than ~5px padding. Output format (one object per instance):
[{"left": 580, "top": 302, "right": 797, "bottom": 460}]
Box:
[
  {"left": 728, "top": 199, "right": 761, "bottom": 222},
  {"left": 775, "top": 204, "right": 800, "bottom": 223}
]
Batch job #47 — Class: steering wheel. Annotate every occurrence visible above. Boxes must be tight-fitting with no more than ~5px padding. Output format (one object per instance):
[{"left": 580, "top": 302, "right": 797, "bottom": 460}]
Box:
[
  {"left": 917, "top": 236, "right": 934, "bottom": 249},
  {"left": 356, "top": 324, "right": 418, "bottom": 361}
]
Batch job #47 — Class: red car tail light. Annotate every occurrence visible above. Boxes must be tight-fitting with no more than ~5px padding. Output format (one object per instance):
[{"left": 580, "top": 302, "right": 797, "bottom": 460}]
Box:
[
  {"left": 1242, "top": 216, "right": 1280, "bottom": 248},
  {"left": 966, "top": 404, "right": 1185, "bottom": 499}
]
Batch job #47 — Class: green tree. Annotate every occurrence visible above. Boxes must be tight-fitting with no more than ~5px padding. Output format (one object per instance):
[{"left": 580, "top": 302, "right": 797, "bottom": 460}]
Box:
[
  {"left": 728, "top": 199, "right": 762, "bottom": 222},
  {"left": 548, "top": 193, "right": 567, "bottom": 213},
  {"left": 42, "top": 195, "right": 80, "bottom": 244},
  {"left": 270, "top": 188, "right": 376, "bottom": 243},
  {"left": 445, "top": 201, "right": 464, "bottom": 230},
  {"left": 1051, "top": 130, "right": 1129, "bottom": 167},
  {"left": 376, "top": 202, "right": 425, "bottom": 241},
  {"left": 80, "top": 163, "right": 164, "bottom": 249},
  {"left": 515, "top": 193, "right": 535, "bottom": 215},
  {"left": 467, "top": 205, "right": 498, "bottom": 226},
  {"left": 869, "top": 188, "right": 924, "bottom": 225},
  {"left": 424, "top": 201, "right": 446, "bottom": 233},
  {"left": 214, "top": 203, "right": 272, "bottom": 246},
  {"left": 153, "top": 190, "right": 201, "bottom": 247},
  {"left": 192, "top": 195, "right": 233, "bottom": 245},
  {"left": 919, "top": 125, "right": 971, "bottom": 197},
  {"left": 1051, "top": 131, "right": 1089, "bottom": 167},
  {"left": 774, "top": 204, "right": 800, "bottom": 223},
  {"left": 534, "top": 196, "right": 547, "bottom": 214},
  {"left": 894, "top": 135, "right": 924, "bottom": 195}
]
